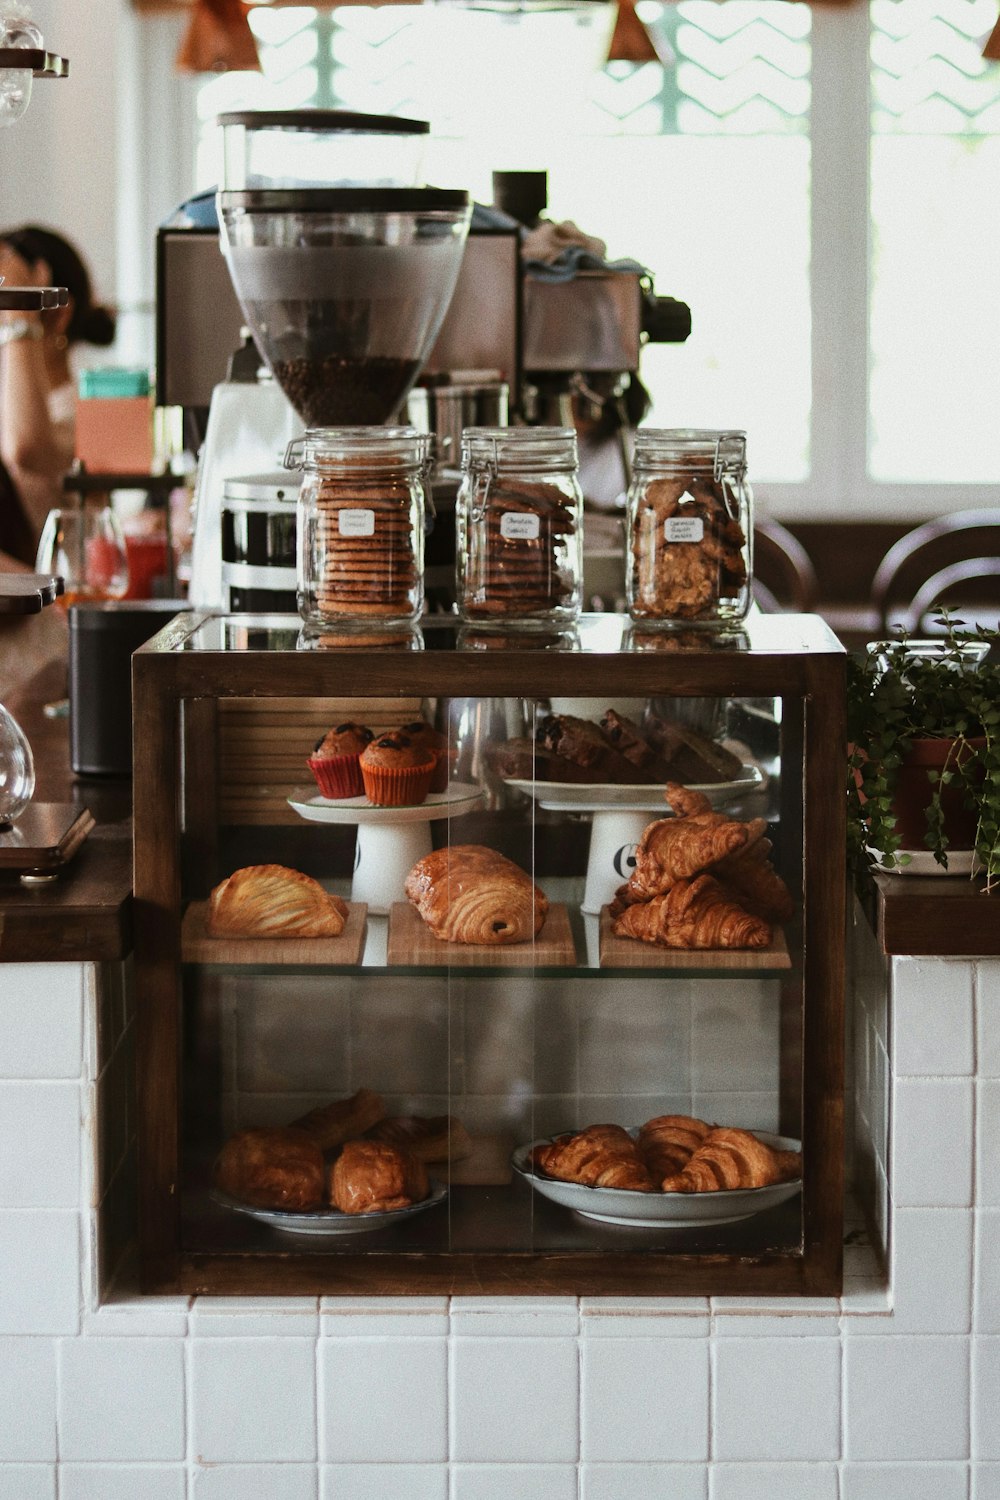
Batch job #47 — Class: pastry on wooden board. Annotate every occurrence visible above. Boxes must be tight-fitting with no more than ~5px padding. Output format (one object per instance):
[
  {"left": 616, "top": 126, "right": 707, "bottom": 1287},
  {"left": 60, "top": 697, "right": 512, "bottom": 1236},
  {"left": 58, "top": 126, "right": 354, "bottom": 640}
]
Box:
[
  {"left": 206, "top": 864, "right": 348, "bottom": 939},
  {"left": 404, "top": 844, "right": 548, "bottom": 945},
  {"left": 329, "top": 1139, "right": 430, "bottom": 1214},
  {"left": 213, "top": 1126, "right": 326, "bottom": 1211},
  {"left": 613, "top": 874, "right": 773, "bottom": 950}
]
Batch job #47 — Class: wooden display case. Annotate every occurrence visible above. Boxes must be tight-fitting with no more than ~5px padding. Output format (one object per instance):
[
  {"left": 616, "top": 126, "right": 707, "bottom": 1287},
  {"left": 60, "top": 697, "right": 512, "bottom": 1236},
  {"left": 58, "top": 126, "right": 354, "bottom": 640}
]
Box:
[{"left": 133, "top": 611, "right": 846, "bottom": 1296}]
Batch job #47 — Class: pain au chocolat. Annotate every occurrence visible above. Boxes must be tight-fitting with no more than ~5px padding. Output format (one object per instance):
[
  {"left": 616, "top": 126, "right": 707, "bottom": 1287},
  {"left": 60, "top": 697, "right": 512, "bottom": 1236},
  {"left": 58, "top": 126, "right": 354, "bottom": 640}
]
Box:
[{"left": 404, "top": 844, "right": 548, "bottom": 945}]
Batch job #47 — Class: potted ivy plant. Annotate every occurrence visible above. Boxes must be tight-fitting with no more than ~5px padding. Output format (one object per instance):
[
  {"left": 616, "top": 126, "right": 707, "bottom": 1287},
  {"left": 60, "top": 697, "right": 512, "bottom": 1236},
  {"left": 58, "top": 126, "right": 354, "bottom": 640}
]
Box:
[{"left": 846, "top": 613, "right": 1000, "bottom": 892}]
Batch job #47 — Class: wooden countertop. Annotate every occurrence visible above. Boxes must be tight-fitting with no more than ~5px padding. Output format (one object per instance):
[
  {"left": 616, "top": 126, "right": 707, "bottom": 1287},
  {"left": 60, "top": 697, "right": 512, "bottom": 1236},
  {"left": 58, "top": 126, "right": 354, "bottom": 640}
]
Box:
[
  {"left": 0, "top": 659, "right": 133, "bottom": 963},
  {"left": 1, "top": 660, "right": 997, "bottom": 965}
]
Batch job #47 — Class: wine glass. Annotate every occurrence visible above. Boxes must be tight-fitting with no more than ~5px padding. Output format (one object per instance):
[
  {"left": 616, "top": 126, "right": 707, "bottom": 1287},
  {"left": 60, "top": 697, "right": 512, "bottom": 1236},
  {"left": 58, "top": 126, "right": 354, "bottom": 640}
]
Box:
[{"left": 35, "top": 503, "right": 129, "bottom": 717}]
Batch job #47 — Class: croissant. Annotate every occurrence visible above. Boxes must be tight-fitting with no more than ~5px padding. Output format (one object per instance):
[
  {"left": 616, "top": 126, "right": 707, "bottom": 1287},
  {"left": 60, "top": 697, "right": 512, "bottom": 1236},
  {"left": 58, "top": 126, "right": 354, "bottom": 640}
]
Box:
[
  {"left": 622, "top": 786, "right": 764, "bottom": 902},
  {"left": 214, "top": 1126, "right": 326, "bottom": 1210},
  {"left": 660, "top": 1127, "right": 787, "bottom": 1192},
  {"left": 535, "top": 1124, "right": 657, "bottom": 1192},
  {"left": 207, "top": 864, "right": 348, "bottom": 939},
  {"left": 404, "top": 844, "right": 548, "bottom": 945},
  {"left": 612, "top": 874, "right": 772, "bottom": 949},
  {"left": 637, "top": 1114, "right": 712, "bottom": 1179},
  {"left": 329, "top": 1139, "right": 429, "bottom": 1214},
  {"left": 367, "top": 1113, "right": 474, "bottom": 1163},
  {"left": 712, "top": 835, "right": 796, "bottom": 923},
  {"left": 288, "top": 1087, "right": 386, "bottom": 1151}
]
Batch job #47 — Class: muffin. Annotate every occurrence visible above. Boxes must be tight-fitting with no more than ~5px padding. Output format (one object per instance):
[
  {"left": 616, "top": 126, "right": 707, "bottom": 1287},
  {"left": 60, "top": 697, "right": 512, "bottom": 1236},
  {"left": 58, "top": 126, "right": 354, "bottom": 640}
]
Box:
[
  {"left": 396, "top": 718, "right": 449, "bottom": 793},
  {"left": 360, "top": 732, "right": 436, "bottom": 807},
  {"left": 307, "top": 720, "right": 374, "bottom": 799}
]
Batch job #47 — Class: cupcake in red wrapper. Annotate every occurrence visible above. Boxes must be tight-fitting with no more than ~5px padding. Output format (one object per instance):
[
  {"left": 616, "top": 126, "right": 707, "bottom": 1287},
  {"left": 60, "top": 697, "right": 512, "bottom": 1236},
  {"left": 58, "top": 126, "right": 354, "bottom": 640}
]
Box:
[
  {"left": 308, "top": 721, "right": 374, "bottom": 799},
  {"left": 360, "top": 732, "right": 436, "bottom": 807},
  {"left": 396, "top": 718, "right": 450, "bottom": 793}
]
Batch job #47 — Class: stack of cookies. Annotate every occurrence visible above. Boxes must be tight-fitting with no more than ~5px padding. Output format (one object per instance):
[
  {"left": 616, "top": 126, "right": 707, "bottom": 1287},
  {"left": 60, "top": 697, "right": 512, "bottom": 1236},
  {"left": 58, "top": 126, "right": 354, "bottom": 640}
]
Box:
[
  {"left": 461, "top": 479, "right": 579, "bottom": 620},
  {"left": 629, "top": 475, "right": 747, "bottom": 623},
  {"left": 314, "top": 477, "right": 421, "bottom": 621}
]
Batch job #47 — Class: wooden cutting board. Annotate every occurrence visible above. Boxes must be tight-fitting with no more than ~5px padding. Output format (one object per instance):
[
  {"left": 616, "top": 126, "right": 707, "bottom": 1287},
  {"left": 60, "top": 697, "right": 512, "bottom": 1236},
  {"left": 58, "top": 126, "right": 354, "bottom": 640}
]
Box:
[
  {"left": 387, "top": 901, "right": 576, "bottom": 969},
  {"left": 598, "top": 906, "right": 791, "bottom": 970},
  {"left": 181, "top": 900, "right": 367, "bottom": 966}
]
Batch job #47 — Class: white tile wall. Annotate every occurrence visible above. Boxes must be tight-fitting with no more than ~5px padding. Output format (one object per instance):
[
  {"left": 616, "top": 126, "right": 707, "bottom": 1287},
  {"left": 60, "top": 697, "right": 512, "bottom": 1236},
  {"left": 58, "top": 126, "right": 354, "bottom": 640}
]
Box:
[{"left": 0, "top": 937, "right": 999, "bottom": 1492}]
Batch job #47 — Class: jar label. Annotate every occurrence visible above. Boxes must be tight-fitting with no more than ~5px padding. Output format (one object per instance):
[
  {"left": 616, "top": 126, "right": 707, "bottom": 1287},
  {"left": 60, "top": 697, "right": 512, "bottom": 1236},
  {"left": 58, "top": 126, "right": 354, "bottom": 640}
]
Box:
[
  {"left": 500, "top": 511, "right": 541, "bottom": 542},
  {"left": 664, "top": 516, "right": 704, "bottom": 543},
  {"left": 338, "top": 509, "right": 376, "bottom": 538}
]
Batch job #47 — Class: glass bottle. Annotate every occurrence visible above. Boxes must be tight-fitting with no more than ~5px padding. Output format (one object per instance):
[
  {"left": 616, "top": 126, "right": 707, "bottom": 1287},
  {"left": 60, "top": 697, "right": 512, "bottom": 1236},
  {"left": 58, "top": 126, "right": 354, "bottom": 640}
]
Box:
[
  {"left": 0, "top": 702, "right": 34, "bottom": 827},
  {"left": 289, "top": 426, "right": 431, "bottom": 632},
  {"left": 625, "top": 429, "right": 753, "bottom": 629},
  {"left": 456, "top": 426, "right": 583, "bottom": 628}
]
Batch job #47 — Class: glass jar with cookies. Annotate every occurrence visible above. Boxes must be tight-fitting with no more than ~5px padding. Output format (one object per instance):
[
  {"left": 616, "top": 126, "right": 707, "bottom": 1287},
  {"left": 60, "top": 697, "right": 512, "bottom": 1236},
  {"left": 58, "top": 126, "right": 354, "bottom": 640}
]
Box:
[
  {"left": 455, "top": 426, "right": 584, "bottom": 628},
  {"left": 625, "top": 429, "right": 753, "bottom": 630},
  {"left": 290, "top": 425, "right": 431, "bottom": 632}
]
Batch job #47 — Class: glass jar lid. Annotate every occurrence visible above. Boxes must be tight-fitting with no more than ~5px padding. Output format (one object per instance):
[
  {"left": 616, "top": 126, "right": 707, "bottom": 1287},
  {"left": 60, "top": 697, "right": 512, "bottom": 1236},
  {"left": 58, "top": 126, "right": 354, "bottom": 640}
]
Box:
[
  {"left": 285, "top": 425, "right": 432, "bottom": 475},
  {"left": 633, "top": 428, "right": 747, "bottom": 477},
  {"left": 461, "top": 425, "right": 578, "bottom": 473}
]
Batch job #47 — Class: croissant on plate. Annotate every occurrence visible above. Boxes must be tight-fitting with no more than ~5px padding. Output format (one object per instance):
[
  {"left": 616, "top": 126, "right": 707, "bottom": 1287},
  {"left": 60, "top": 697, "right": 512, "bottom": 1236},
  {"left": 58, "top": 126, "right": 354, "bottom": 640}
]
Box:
[
  {"left": 288, "top": 1088, "right": 387, "bottom": 1151},
  {"left": 207, "top": 864, "right": 348, "bottom": 939},
  {"left": 534, "top": 1123, "right": 657, "bottom": 1192},
  {"left": 213, "top": 1126, "right": 326, "bottom": 1211},
  {"left": 659, "top": 1127, "right": 800, "bottom": 1193},
  {"left": 366, "top": 1113, "right": 474, "bottom": 1163},
  {"left": 329, "top": 1139, "right": 430, "bottom": 1214},
  {"left": 621, "top": 785, "right": 766, "bottom": 902},
  {"left": 404, "top": 844, "right": 548, "bottom": 945},
  {"left": 637, "top": 1114, "right": 712, "bottom": 1179},
  {"left": 612, "top": 874, "right": 772, "bottom": 950}
]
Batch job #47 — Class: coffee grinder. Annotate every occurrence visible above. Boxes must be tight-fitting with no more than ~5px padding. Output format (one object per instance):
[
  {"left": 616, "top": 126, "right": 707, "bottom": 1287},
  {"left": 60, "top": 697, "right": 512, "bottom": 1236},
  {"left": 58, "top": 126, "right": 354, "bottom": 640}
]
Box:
[{"left": 188, "top": 110, "right": 472, "bottom": 610}]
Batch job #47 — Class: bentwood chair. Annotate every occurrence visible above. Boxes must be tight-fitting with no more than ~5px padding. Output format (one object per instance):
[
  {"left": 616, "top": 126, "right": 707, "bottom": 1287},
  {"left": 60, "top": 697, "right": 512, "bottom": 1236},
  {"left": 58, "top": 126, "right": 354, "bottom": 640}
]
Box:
[{"left": 871, "top": 509, "right": 1000, "bottom": 634}]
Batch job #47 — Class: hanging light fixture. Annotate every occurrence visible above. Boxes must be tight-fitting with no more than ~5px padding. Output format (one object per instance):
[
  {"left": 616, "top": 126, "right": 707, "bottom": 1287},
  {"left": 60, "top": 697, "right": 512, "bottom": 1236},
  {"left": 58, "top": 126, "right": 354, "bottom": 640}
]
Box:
[{"left": 176, "top": 0, "right": 261, "bottom": 74}]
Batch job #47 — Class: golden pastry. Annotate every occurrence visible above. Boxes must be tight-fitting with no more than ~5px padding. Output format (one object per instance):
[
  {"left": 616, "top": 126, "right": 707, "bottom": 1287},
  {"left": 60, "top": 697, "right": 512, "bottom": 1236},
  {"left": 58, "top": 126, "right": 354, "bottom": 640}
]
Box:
[
  {"left": 207, "top": 864, "right": 348, "bottom": 939},
  {"left": 404, "top": 844, "right": 548, "bottom": 945}
]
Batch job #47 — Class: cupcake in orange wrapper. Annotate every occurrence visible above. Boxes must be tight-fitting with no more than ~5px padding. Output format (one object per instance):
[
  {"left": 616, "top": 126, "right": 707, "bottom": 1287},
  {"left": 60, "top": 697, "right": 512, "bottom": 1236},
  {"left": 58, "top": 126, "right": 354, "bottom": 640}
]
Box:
[
  {"left": 396, "top": 718, "right": 450, "bottom": 793},
  {"left": 360, "top": 732, "right": 437, "bottom": 807},
  {"left": 308, "top": 721, "right": 374, "bottom": 799}
]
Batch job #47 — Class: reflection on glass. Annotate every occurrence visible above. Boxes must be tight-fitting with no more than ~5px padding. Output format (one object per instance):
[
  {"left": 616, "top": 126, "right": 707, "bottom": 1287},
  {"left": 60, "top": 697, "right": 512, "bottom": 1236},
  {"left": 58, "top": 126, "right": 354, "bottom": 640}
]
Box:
[
  {"left": 0, "top": 702, "right": 35, "bottom": 827},
  {"left": 35, "top": 504, "right": 129, "bottom": 609}
]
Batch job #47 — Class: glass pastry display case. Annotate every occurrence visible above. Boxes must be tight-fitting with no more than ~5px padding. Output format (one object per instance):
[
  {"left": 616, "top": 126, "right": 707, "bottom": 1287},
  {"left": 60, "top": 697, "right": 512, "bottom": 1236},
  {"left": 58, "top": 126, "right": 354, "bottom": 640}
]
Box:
[{"left": 132, "top": 611, "right": 846, "bottom": 1296}]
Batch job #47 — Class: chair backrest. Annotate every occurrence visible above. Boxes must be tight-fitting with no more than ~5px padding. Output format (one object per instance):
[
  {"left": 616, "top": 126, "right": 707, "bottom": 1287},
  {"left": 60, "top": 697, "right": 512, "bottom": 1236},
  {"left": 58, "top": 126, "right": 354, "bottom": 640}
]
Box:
[
  {"left": 752, "top": 519, "right": 819, "bottom": 613},
  {"left": 871, "top": 509, "right": 1000, "bottom": 632},
  {"left": 902, "top": 556, "right": 1000, "bottom": 634}
]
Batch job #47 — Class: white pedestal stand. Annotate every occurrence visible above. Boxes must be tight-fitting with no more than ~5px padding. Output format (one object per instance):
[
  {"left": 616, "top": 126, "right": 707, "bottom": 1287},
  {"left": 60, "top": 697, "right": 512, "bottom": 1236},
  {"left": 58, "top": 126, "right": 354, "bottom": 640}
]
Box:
[{"left": 580, "top": 809, "right": 654, "bottom": 916}]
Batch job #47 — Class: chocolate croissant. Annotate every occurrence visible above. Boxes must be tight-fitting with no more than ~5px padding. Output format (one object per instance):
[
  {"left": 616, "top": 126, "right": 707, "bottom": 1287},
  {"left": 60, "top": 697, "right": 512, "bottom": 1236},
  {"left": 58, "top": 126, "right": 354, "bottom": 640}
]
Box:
[
  {"left": 612, "top": 874, "right": 772, "bottom": 950},
  {"left": 659, "top": 1127, "right": 792, "bottom": 1192},
  {"left": 404, "top": 844, "right": 548, "bottom": 945},
  {"left": 637, "top": 1114, "right": 712, "bottom": 1179},
  {"left": 329, "top": 1139, "right": 429, "bottom": 1214},
  {"left": 214, "top": 1126, "right": 326, "bottom": 1210},
  {"left": 207, "top": 864, "right": 348, "bottom": 939}
]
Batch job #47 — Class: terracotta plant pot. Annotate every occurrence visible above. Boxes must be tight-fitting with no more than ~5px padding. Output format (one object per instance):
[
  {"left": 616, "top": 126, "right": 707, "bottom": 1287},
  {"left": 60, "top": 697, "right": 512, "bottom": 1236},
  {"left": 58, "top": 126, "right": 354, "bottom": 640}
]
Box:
[{"left": 889, "top": 736, "right": 986, "bottom": 851}]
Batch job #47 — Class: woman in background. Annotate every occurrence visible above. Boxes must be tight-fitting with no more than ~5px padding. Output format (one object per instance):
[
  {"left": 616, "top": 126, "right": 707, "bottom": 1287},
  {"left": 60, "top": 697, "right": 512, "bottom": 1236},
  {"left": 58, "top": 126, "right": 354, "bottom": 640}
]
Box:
[{"left": 0, "top": 224, "right": 116, "bottom": 569}]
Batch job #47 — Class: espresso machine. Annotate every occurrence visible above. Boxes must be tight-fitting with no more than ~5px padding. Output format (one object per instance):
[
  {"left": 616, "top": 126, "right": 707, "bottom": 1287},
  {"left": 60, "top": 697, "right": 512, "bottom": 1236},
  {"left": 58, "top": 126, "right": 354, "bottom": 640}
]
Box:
[{"left": 178, "top": 109, "right": 471, "bottom": 611}]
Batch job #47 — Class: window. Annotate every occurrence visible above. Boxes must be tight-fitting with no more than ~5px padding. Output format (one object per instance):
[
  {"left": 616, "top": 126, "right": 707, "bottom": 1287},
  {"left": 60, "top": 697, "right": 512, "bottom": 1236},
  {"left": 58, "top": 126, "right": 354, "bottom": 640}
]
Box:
[{"left": 185, "top": 0, "right": 1000, "bottom": 521}]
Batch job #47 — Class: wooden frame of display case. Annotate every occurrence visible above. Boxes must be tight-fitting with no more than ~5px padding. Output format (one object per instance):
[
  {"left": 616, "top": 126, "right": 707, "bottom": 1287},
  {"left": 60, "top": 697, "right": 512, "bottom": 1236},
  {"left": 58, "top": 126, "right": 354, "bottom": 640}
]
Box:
[{"left": 133, "top": 612, "right": 846, "bottom": 1297}]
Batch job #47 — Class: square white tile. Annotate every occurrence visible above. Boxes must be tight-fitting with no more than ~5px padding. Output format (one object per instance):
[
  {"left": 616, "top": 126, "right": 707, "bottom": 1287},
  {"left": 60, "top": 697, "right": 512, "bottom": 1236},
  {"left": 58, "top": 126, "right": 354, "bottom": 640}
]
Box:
[
  {"left": 868, "top": 1207, "right": 972, "bottom": 1335},
  {"left": 976, "top": 1212, "right": 1000, "bottom": 1333},
  {"left": 0, "top": 1212, "right": 80, "bottom": 1334},
  {"left": 712, "top": 1338, "right": 840, "bottom": 1461},
  {"left": 977, "top": 1082, "right": 1000, "bottom": 1209},
  {"left": 974, "top": 1461, "right": 1000, "bottom": 1497},
  {"left": 190, "top": 1337, "right": 316, "bottom": 1463},
  {"left": 0, "top": 1083, "right": 81, "bottom": 1208},
  {"left": 709, "top": 1462, "right": 839, "bottom": 1499},
  {"left": 321, "top": 1465, "right": 447, "bottom": 1500},
  {"left": 450, "top": 1465, "right": 579, "bottom": 1500},
  {"left": 0, "top": 964, "right": 83, "bottom": 1079},
  {"left": 841, "top": 1461, "right": 970, "bottom": 1499},
  {"left": 578, "top": 980, "right": 691, "bottom": 1096},
  {"left": 236, "top": 988, "right": 351, "bottom": 1094},
  {"left": 463, "top": 979, "right": 577, "bottom": 1097},
  {"left": 0, "top": 1338, "right": 56, "bottom": 1461},
  {"left": 891, "top": 1079, "right": 974, "bottom": 1207},
  {"left": 451, "top": 1337, "right": 578, "bottom": 1464},
  {"left": 580, "top": 1464, "right": 707, "bottom": 1500},
  {"left": 891, "top": 959, "right": 974, "bottom": 1077},
  {"left": 320, "top": 1337, "right": 447, "bottom": 1463},
  {"left": 973, "top": 1336, "right": 1000, "bottom": 1459},
  {"left": 60, "top": 1465, "right": 187, "bottom": 1500},
  {"left": 0, "top": 1466, "right": 55, "bottom": 1499},
  {"left": 58, "top": 1338, "right": 185, "bottom": 1461},
  {"left": 581, "top": 1338, "right": 709, "bottom": 1462},
  {"left": 191, "top": 1464, "right": 317, "bottom": 1499},
  {"left": 976, "top": 964, "right": 1000, "bottom": 1078},
  {"left": 690, "top": 981, "right": 779, "bottom": 1095},
  {"left": 845, "top": 1336, "right": 970, "bottom": 1460}
]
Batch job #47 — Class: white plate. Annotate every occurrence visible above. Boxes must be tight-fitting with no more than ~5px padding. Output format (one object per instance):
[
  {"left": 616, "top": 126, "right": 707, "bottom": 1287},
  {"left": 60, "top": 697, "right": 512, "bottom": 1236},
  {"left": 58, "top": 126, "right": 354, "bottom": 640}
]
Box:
[
  {"left": 288, "top": 781, "right": 485, "bottom": 826},
  {"left": 870, "top": 846, "right": 982, "bottom": 878},
  {"left": 512, "top": 1130, "right": 801, "bottom": 1229},
  {"left": 503, "top": 764, "right": 764, "bottom": 813},
  {"left": 211, "top": 1178, "right": 448, "bottom": 1237}
]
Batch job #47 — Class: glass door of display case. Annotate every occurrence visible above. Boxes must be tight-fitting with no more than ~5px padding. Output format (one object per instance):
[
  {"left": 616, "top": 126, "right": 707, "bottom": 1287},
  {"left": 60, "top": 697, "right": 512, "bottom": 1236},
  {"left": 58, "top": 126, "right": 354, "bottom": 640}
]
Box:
[{"left": 133, "top": 613, "right": 845, "bottom": 1297}]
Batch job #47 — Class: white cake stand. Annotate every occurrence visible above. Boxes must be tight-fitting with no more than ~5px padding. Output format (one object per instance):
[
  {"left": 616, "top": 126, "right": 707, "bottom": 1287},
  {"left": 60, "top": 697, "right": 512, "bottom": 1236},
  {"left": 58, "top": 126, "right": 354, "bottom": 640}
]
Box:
[{"left": 287, "top": 781, "right": 486, "bottom": 914}]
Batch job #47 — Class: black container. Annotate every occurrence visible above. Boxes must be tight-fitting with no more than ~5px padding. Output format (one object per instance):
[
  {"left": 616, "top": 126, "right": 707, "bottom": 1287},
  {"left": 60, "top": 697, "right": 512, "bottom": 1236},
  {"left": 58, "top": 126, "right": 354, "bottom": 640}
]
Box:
[{"left": 69, "top": 601, "right": 188, "bottom": 776}]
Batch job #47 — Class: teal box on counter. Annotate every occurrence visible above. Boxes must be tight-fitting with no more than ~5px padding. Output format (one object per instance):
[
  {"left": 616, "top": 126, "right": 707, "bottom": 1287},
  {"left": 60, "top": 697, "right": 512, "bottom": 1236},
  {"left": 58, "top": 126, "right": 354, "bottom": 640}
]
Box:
[{"left": 75, "top": 366, "right": 153, "bottom": 473}]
